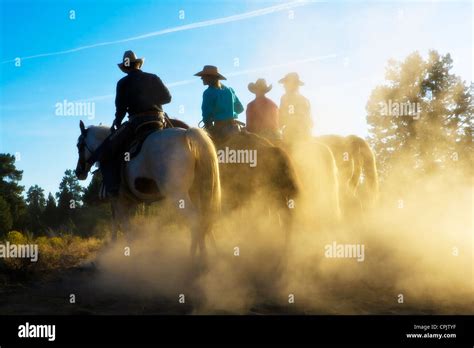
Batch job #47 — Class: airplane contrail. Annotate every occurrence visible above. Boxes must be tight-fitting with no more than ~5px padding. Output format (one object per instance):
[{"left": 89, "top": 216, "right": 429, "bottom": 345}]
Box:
[
  {"left": 74, "top": 53, "right": 340, "bottom": 103},
  {"left": 1, "top": 0, "right": 312, "bottom": 64},
  {"left": 225, "top": 54, "right": 339, "bottom": 77}
]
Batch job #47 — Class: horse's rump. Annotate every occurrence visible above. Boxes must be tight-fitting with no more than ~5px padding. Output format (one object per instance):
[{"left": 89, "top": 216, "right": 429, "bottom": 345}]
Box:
[
  {"left": 215, "top": 131, "right": 299, "bottom": 212},
  {"left": 317, "top": 134, "right": 378, "bottom": 212},
  {"left": 346, "top": 135, "right": 378, "bottom": 204}
]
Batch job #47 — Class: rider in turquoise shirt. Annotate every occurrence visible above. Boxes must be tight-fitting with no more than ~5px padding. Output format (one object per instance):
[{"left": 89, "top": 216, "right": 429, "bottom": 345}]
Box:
[
  {"left": 202, "top": 84, "right": 243, "bottom": 124},
  {"left": 194, "top": 65, "right": 243, "bottom": 129}
]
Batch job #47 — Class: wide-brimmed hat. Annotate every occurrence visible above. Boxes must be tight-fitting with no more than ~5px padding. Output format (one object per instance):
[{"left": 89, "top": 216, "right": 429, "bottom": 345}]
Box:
[
  {"left": 278, "top": 72, "right": 304, "bottom": 86},
  {"left": 118, "top": 50, "right": 144, "bottom": 73},
  {"left": 194, "top": 65, "right": 227, "bottom": 80},
  {"left": 248, "top": 78, "right": 272, "bottom": 94}
]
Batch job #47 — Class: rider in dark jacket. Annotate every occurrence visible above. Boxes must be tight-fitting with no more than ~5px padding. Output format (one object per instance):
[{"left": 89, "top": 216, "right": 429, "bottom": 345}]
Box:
[
  {"left": 113, "top": 60, "right": 171, "bottom": 129},
  {"left": 89, "top": 50, "right": 171, "bottom": 197}
]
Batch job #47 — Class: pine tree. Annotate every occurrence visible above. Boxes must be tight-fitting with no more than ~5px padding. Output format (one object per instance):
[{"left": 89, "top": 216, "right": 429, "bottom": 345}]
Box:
[
  {"left": 25, "top": 185, "right": 46, "bottom": 233},
  {"left": 0, "top": 196, "right": 12, "bottom": 235},
  {"left": 41, "top": 193, "right": 58, "bottom": 230},
  {"left": 0, "top": 153, "right": 26, "bottom": 229},
  {"left": 56, "top": 169, "right": 83, "bottom": 229},
  {"left": 366, "top": 50, "right": 473, "bottom": 182}
]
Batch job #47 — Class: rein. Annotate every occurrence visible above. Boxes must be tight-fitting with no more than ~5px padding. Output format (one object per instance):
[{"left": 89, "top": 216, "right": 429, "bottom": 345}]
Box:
[
  {"left": 164, "top": 113, "right": 175, "bottom": 128},
  {"left": 78, "top": 132, "right": 95, "bottom": 173},
  {"left": 81, "top": 135, "right": 95, "bottom": 155}
]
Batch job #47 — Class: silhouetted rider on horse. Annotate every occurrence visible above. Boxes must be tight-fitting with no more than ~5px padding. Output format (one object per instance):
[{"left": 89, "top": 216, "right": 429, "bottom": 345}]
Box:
[
  {"left": 278, "top": 72, "right": 313, "bottom": 144},
  {"left": 246, "top": 78, "right": 281, "bottom": 142},
  {"left": 87, "top": 50, "right": 171, "bottom": 197}
]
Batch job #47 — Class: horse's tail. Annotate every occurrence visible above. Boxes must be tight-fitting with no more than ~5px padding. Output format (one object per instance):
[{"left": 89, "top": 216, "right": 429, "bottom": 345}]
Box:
[
  {"left": 185, "top": 128, "right": 221, "bottom": 229},
  {"left": 314, "top": 141, "right": 342, "bottom": 222},
  {"left": 349, "top": 135, "right": 379, "bottom": 205}
]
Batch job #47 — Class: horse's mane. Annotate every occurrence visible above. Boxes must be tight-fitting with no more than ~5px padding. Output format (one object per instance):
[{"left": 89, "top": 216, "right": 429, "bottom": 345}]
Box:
[
  {"left": 88, "top": 124, "right": 110, "bottom": 130},
  {"left": 86, "top": 125, "right": 110, "bottom": 142}
]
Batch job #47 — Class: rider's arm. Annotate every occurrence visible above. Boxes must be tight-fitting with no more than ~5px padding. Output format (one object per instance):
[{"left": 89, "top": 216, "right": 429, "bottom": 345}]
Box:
[
  {"left": 278, "top": 96, "right": 288, "bottom": 127},
  {"left": 246, "top": 102, "right": 255, "bottom": 132},
  {"left": 231, "top": 88, "right": 244, "bottom": 115},
  {"left": 201, "top": 89, "right": 214, "bottom": 126},
  {"left": 271, "top": 100, "right": 280, "bottom": 130},
  {"left": 154, "top": 75, "right": 172, "bottom": 105},
  {"left": 114, "top": 79, "right": 127, "bottom": 126}
]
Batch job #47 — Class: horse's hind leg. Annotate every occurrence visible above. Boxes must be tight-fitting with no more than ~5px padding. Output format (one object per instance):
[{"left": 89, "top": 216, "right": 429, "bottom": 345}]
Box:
[
  {"left": 197, "top": 220, "right": 209, "bottom": 260},
  {"left": 172, "top": 194, "right": 203, "bottom": 259}
]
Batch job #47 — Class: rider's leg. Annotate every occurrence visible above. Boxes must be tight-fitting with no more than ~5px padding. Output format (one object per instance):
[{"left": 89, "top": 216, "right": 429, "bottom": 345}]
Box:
[
  {"left": 100, "top": 159, "right": 120, "bottom": 196},
  {"left": 99, "top": 123, "right": 132, "bottom": 196}
]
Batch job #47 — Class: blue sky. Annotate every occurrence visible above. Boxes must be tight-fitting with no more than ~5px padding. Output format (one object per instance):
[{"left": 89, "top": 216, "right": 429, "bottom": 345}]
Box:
[{"left": 0, "top": 0, "right": 472, "bottom": 196}]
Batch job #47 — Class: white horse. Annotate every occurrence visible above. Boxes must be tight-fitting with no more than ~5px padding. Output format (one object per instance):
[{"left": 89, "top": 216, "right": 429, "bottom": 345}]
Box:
[{"left": 74, "top": 120, "right": 221, "bottom": 258}]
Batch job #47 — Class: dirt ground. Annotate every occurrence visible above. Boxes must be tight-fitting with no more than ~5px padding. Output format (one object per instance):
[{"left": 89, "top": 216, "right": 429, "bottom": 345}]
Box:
[{"left": 0, "top": 248, "right": 470, "bottom": 315}]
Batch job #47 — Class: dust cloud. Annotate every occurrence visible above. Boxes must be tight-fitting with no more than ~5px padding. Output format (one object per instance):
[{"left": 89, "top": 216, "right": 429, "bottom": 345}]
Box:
[{"left": 94, "top": 156, "right": 473, "bottom": 315}]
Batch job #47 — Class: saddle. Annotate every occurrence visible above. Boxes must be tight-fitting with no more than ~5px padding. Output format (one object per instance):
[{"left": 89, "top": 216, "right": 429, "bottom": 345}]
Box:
[
  {"left": 209, "top": 119, "right": 245, "bottom": 144},
  {"left": 127, "top": 117, "right": 189, "bottom": 159}
]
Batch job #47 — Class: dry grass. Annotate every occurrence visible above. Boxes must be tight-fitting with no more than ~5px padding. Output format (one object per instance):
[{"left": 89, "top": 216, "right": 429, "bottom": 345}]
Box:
[{"left": 1, "top": 231, "right": 102, "bottom": 271}]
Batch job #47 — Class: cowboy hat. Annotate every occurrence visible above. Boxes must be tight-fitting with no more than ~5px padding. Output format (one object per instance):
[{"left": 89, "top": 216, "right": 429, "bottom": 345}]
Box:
[
  {"left": 248, "top": 78, "right": 272, "bottom": 94},
  {"left": 118, "top": 50, "right": 144, "bottom": 73},
  {"left": 278, "top": 72, "right": 304, "bottom": 86},
  {"left": 194, "top": 65, "right": 227, "bottom": 80}
]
